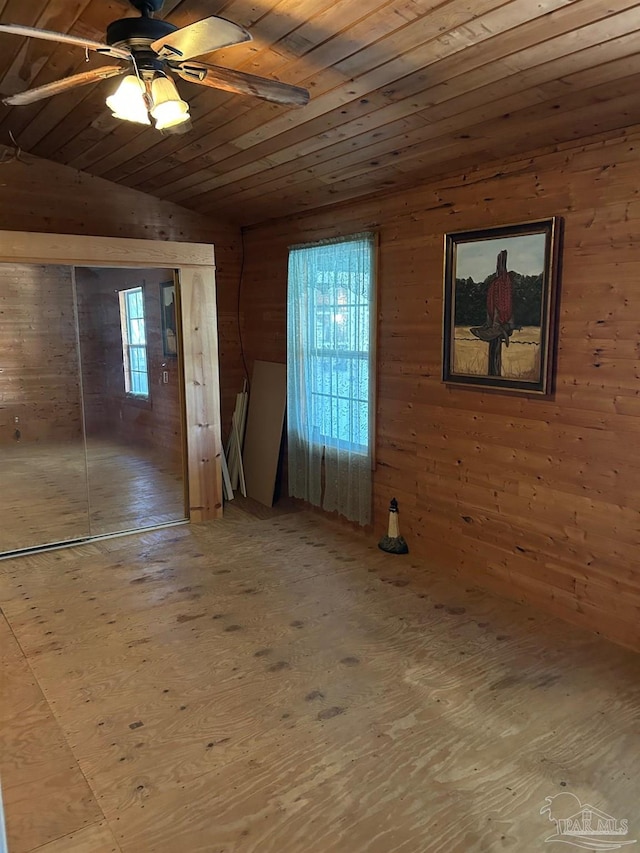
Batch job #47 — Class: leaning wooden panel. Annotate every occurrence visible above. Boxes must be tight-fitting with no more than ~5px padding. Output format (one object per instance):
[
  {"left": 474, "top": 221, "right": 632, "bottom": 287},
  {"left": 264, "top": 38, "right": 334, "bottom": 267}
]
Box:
[
  {"left": 179, "top": 264, "right": 223, "bottom": 521},
  {"left": 0, "top": 230, "right": 214, "bottom": 267},
  {"left": 243, "top": 361, "right": 287, "bottom": 508}
]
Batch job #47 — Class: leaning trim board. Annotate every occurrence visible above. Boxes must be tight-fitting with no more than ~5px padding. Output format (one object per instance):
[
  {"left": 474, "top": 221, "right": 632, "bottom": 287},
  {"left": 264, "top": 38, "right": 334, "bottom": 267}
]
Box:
[{"left": 0, "top": 230, "right": 223, "bottom": 522}]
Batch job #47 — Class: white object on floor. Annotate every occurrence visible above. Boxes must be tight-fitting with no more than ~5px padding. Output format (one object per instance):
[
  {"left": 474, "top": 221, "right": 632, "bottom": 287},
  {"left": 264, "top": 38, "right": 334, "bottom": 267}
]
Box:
[{"left": 0, "top": 778, "right": 8, "bottom": 853}]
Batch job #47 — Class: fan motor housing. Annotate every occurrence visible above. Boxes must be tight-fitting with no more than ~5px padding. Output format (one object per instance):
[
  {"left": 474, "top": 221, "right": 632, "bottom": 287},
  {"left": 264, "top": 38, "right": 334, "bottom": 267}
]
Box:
[
  {"left": 106, "top": 15, "right": 177, "bottom": 47},
  {"left": 129, "top": 0, "right": 165, "bottom": 13}
]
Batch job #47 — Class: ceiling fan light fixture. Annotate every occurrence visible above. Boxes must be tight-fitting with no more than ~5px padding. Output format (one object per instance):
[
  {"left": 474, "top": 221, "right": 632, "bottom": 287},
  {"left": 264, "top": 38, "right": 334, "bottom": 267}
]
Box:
[
  {"left": 0, "top": 6, "right": 309, "bottom": 118},
  {"left": 106, "top": 74, "right": 150, "bottom": 124},
  {"left": 150, "top": 75, "right": 190, "bottom": 129}
]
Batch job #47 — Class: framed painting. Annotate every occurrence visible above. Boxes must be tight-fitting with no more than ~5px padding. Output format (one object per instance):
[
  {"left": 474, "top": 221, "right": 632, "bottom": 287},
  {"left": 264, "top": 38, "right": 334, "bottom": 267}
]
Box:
[
  {"left": 160, "top": 280, "right": 178, "bottom": 357},
  {"left": 442, "top": 217, "right": 561, "bottom": 395}
]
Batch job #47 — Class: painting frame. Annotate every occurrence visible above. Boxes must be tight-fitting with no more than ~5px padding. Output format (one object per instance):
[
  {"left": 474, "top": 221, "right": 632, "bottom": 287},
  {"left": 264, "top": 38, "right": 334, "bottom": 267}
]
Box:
[
  {"left": 442, "top": 217, "right": 561, "bottom": 395},
  {"left": 160, "top": 280, "right": 178, "bottom": 358}
]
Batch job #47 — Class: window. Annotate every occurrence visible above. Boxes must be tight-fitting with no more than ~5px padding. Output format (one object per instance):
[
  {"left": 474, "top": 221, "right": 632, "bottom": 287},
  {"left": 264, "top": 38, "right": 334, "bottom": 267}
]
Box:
[
  {"left": 312, "top": 274, "right": 371, "bottom": 449},
  {"left": 287, "top": 233, "right": 376, "bottom": 525},
  {"left": 289, "top": 234, "right": 375, "bottom": 451},
  {"left": 119, "top": 286, "right": 149, "bottom": 398}
]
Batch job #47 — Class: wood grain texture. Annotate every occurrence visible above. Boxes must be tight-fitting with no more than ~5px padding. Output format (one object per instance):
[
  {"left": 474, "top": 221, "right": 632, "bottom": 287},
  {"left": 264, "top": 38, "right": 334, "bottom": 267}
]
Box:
[
  {"left": 1, "top": 510, "right": 640, "bottom": 851},
  {"left": 0, "top": 613, "right": 103, "bottom": 853},
  {"left": 242, "top": 361, "right": 286, "bottom": 507},
  {"left": 1, "top": 1, "right": 640, "bottom": 223},
  {"left": 29, "top": 822, "right": 121, "bottom": 853},
  {"left": 0, "top": 439, "right": 185, "bottom": 553},
  {"left": 238, "top": 125, "right": 640, "bottom": 653},
  {"left": 0, "top": 440, "right": 90, "bottom": 552},
  {"left": 0, "top": 231, "right": 214, "bottom": 267},
  {"left": 75, "top": 266, "right": 184, "bottom": 473},
  {"left": 0, "top": 148, "right": 243, "bottom": 437},
  {"left": 0, "top": 263, "right": 82, "bottom": 446},
  {"left": 180, "top": 264, "right": 223, "bottom": 521}
]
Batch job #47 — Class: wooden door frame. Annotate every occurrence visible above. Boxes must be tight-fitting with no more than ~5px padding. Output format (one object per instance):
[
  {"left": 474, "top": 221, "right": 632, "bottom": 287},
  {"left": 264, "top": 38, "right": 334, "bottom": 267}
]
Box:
[{"left": 0, "top": 230, "right": 223, "bottom": 521}]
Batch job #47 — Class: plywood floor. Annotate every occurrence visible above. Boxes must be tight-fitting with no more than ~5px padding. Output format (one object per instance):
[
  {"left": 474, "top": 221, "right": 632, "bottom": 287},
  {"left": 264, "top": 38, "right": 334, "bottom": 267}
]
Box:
[{"left": 1, "top": 503, "right": 640, "bottom": 852}]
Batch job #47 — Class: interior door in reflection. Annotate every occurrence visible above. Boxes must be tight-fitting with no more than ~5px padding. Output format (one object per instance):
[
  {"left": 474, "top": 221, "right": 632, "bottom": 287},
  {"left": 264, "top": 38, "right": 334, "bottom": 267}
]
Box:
[
  {"left": 74, "top": 267, "right": 186, "bottom": 535},
  {"left": 0, "top": 263, "right": 90, "bottom": 553}
]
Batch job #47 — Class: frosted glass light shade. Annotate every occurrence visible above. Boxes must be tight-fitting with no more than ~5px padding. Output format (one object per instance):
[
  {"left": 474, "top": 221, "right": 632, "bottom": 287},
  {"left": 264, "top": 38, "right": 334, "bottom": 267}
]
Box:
[
  {"left": 150, "top": 75, "right": 190, "bottom": 130},
  {"left": 106, "top": 75, "right": 150, "bottom": 125}
]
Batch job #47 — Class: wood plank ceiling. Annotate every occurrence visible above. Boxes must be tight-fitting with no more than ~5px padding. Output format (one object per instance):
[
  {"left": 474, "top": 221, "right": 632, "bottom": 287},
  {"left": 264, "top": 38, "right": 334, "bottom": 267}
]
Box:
[{"left": 0, "top": 0, "right": 639, "bottom": 226}]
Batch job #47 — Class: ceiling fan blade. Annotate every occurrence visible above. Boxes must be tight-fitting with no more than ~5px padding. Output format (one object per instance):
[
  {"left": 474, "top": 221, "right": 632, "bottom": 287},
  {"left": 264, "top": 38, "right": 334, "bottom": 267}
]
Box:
[
  {"left": 2, "top": 65, "right": 126, "bottom": 106},
  {"left": 0, "top": 23, "right": 131, "bottom": 60},
  {"left": 151, "top": 16, "right": 251, "bottom": 61},
  {"left": 175, "top": 62, "right": 310, "bottom": 107}
]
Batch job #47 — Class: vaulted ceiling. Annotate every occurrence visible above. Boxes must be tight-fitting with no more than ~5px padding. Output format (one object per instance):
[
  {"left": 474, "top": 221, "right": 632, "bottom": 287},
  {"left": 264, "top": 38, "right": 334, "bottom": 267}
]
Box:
[{"left": 1, "top": 0, "right": 639, "bottom": 226}]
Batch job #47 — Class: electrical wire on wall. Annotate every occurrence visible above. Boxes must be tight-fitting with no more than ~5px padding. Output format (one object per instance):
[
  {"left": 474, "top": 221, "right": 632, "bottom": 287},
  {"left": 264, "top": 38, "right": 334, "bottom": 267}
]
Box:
[
  {"left": 237, "top": 226, "right": 250, "bottom": 387},
  {"left": 0, "top": 130, "right": 29, "bottom": 165}
]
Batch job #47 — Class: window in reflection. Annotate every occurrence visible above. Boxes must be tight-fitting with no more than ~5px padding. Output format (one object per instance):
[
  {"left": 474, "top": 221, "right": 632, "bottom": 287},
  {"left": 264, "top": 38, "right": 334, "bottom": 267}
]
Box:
[{"left": 119, "top": 285, "right": 150, "bottom": 398}]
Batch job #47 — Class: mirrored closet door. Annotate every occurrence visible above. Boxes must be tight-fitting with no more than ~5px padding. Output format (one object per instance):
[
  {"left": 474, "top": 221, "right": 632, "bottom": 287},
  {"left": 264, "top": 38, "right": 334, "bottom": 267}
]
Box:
[
  {"left": 0, "top": 263, "right": 90, "bottom": 552},
  {"left": 0, "top": 263, "right": 187, "bottom": 555}
]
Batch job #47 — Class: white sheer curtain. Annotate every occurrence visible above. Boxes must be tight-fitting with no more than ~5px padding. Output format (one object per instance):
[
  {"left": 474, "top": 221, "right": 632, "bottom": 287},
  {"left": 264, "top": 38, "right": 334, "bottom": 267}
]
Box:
[{"left": 287, "top": 233, "right": 375, "bottom": 526}]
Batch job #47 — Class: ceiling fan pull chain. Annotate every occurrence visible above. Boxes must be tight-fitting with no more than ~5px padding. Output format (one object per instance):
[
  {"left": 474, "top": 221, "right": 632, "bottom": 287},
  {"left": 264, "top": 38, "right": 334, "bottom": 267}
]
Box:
[
  {"left": 130, "top": 52, "right": 146, "bottom": 89},
  {"left": 129, "top": 53, "right": 153, "bottom": 112}
]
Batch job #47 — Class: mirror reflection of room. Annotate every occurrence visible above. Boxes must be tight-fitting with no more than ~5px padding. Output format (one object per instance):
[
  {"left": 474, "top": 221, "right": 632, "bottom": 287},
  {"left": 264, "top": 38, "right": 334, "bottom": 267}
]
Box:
[
  {"left": 74, "top": 266, "right": 186, "bottom": 536},
  {"left": 0, "top": 263, "right": 91, "bottom": 553}
]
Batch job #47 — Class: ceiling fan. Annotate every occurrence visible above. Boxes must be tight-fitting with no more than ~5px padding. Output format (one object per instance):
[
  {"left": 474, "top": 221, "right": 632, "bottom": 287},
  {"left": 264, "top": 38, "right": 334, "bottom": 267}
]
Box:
[{"left": 0, "top": 0, "right": 310, "bottom": 132}]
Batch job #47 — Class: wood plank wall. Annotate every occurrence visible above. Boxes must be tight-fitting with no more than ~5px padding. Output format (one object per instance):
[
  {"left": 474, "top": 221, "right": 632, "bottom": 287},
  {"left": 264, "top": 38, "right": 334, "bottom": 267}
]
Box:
[
  {"left": 75, "top": 266, "right": 183, "bottom": 472},
  {"left": 0, "top": 146, "right": 243, "bottom": 434},
  {"left": 0, "top": 263, "right": 82, "bottom": 445},
  {"left": 240, "top": 126, "right": 640, "bottom": 653}
]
